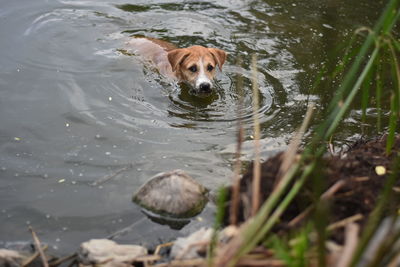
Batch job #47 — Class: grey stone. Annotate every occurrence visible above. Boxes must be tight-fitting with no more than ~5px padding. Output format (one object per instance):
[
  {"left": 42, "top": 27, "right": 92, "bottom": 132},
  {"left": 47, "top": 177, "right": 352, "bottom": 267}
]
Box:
[
  {"left": 133, "top": 170, "right": 208, "bottom": 218},
  {"left": 78, "top": 239, "right": 147, "bottom": 267}
]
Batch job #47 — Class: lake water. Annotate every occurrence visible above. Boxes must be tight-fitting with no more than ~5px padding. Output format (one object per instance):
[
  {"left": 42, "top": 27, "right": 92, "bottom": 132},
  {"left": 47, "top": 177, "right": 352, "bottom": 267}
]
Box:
[{"left": 0, "top": 0, "right": 388, "bottom": 254}]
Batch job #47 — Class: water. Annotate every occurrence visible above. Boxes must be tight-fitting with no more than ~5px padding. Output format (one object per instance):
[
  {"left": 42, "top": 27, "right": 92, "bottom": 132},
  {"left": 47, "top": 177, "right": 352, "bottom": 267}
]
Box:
[{"left": 0, "top": 0, "right": 390, "bottom": 254}]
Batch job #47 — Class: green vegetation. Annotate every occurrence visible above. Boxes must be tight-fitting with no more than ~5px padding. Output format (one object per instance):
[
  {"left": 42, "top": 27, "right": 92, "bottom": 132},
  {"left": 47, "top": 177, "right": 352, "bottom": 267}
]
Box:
[{"left": 214, "top": 0, "right": 400, "bottom": 266}]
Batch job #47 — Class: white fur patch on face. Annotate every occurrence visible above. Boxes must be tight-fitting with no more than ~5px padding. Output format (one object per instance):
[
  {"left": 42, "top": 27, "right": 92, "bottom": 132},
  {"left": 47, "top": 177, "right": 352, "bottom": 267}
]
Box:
[{"left": 195, "top": 58, "right": 212, "bottom": 90}]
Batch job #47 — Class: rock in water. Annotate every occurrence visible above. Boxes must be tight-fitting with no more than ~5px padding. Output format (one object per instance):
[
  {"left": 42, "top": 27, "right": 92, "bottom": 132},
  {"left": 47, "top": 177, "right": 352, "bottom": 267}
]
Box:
[
  {"left": 170, "top": 227, "right": 213, "bottom": 260},
  {"left": 78, "top": 239, "right": 147, "bottom": 267},
  {"left": 133, "top": 170, "right": 208, "bottom": 218}
]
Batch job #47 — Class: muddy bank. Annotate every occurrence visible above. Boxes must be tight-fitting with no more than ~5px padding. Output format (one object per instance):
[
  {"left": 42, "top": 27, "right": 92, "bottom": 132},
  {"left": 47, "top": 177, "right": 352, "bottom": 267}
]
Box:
[{"left": 227, "top": 135, "right": 400, "bottom": 242}]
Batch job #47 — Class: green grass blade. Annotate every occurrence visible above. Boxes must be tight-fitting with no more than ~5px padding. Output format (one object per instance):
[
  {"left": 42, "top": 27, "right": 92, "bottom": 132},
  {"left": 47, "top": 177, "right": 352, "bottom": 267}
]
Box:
[
  {"left": 312, "top": 0, "right": 399, "bottom": 146},
  {"left": 270, "top": 235, "right": 292, "bottom": 265},
  {"left": 361, "top": 68, "right": 372, "bottom": 124},
  {"left": 324, "top": 47, "right": 380, "bottom": 140},
  {"left": 381, "top": 6, "right": 400, "bottom": 33},
  {"left": 293, "top": 228, "right": 309, "bottom": 267},
  {"left": 227, "top": 162, "right": 315, "bottom": 266},
  {"left": 392, "top": 38, "right": 400, "bottom": 52},
  {"left": 385, "top": 42, "right": 400, "bottom": 154},
  {"left": 386, "top": 94, "right": 398, "bottom": 154},
  {"left": 324, "top": 0, "right": 400, "bottom": 114},
  {"left": 330, "top": 32, "right": 363, "bottom": 83},
  {"left": 376, "top": 62, "right": 383, "bottom": 132},
  {"left": 208, "top": 186, "right": 228, "bottom": 264},
  {"left": 226, "top": 163, "right": 300, "bottom": 265}
]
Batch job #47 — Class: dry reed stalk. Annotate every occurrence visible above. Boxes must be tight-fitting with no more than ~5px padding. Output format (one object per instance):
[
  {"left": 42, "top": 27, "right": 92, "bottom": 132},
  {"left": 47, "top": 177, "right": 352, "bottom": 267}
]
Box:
[
  {"left": 135, "top": 254, "right": 162, "bottom": 267},
  {"left": 48, "top": 253, "right": 77, "bottom": 267},
  {"left": 251, "top": 54, "right": 261, "bottom": 216},
  {"left": 289, "top": 214, "right": 363, "bottom": 250},
  {"left": 327, "top": 214, "right": 364, "bottom": 232},
  {"left": 29, "top": 226, "right": 49, "bottom": 267},
  {"left": 217, "top": 103, "right": 315, "bottom": 266},
  {"left": 335, "top": 223, "right": 359, "bottom": 267},
  {"left": 230, "top": 56, "right": 244, "bottom": 225},
  {"left": 277, "top": 103, "right": 315, "bottom": 182},
  {"left": 388, "top": 252, "right": 400, "bottom": 267},
  {"left": 21, "top": 245, "right": 48, "bottom": 267}
]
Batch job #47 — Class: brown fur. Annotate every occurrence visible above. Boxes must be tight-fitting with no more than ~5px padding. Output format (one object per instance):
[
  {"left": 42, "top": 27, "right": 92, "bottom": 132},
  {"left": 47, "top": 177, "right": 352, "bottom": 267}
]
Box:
[{"left": 127, "top": 37, "right": 227, "bottom": 92}]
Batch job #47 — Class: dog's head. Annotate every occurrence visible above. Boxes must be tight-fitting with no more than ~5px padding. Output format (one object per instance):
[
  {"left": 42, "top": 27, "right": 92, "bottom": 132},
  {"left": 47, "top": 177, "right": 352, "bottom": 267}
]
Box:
[{"left": 167, "top": 46, "right": 227, "bottom": 94}]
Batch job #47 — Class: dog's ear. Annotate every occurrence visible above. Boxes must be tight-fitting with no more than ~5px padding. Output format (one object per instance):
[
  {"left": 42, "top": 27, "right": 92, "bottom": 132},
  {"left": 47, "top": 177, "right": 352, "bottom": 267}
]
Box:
[
  {"left": 167, "top": 49, "right": 190, "bottom": 72},
  {"left": 208, "top": 48, "right": 227, "bottom": 70}
]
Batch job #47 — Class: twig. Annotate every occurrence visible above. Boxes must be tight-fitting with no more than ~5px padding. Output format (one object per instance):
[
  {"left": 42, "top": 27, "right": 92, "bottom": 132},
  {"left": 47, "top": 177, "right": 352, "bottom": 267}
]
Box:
[
  {"left": 175, "top": 240, "right": 210, "bottom": 260},
  {"left": 230, "top": 56, "right": 244, "bottom": 226},
  {"left": 135, "top": 255, "right": 162, "bottom": 264},
  {"left": 327, "top": 214, "right": 364, "bottom": 231},
  {"left": 154, "top": 242, "right": 174, "bottom": 255},
  {"left": 288, "top": 180, "right": 346, "bottom": 227},
  {"left": 237, "top": 258, "right": 284, "bottom": 267},
  {"left": 21, "top": 245, "right": 48, "bottom": 267},
  {"left": 49, "top": 253, "right": 77, "bottom": 267},
  {"left": 29, "top": 226, "right": 49, "bottom": 267},
  {"left": 152, "top": 258, "right": 206, "bottom": 267},
  {"left": 335, "top": 223, "right": 359, "bottom": 267},
  {"left": 353, "top": 176, "right": 369, "bottom": 182},
  {"left": 290, "top": 214, "right": 363, "bottom": 248},
  {"left": 91, "top": 164, "right": 133, "bottom": 186},
  {"left": 251, "top": 54, "right": 261, "bottom": 216}
]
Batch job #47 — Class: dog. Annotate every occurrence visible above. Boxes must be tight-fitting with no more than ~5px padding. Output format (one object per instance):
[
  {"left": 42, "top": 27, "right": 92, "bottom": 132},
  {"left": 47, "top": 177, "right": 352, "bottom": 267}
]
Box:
[{"left": 127, "top": 37, "right": 227, "bottom": 94}]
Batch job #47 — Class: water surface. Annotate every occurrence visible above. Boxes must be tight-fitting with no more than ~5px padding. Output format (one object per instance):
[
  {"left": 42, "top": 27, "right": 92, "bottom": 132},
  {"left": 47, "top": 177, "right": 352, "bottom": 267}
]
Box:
[{"left": 0, "top": 0, "right": 390, "bottom": 253}]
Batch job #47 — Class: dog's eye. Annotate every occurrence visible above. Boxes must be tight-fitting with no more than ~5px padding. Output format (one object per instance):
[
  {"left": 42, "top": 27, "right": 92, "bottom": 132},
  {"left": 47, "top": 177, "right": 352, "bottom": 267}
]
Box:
[
  {"left": 207, "top": 65, "right": 214, "bottom": 71},
  {"left": 188, "top": 66, "right": 197, "bottom": 72}
]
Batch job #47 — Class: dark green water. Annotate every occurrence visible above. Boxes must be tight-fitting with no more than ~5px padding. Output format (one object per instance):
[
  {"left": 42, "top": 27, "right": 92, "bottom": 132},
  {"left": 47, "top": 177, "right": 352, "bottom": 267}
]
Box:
[{"left": 0, "top": 0, "right": 393, "bottom": 254}]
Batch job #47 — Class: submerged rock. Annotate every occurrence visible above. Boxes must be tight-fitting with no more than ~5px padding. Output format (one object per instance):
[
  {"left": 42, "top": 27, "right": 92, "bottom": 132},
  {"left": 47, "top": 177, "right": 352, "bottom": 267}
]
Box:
[
  {"left": 133, "top": 169, "right": 208, "bottom": 218},
  {"left": 78, "top": 239, "right": 147, "bottom": 267}
]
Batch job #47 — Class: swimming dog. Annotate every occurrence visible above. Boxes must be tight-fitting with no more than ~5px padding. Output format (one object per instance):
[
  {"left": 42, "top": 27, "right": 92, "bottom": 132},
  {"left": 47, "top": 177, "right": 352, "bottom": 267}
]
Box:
[{"left": 127, "top": 37, "right": 227, "bottom": 94}]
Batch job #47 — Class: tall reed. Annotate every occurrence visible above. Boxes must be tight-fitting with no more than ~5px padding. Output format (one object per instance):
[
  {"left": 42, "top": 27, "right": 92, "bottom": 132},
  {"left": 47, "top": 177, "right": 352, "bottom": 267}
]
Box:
[{"left": 217, "top": 0, "right": 400, "bottom": 266}]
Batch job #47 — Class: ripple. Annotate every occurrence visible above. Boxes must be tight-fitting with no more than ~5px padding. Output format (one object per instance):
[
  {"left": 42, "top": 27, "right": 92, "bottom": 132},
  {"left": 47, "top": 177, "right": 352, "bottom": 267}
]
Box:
[
  {"left": 0, "top": 0, "right": 313, "bottom": 254},
  {"left": 166, "top": 66, "right": 274, "bottom": 129},
  {"left": 18, "top": 6, "right": 127, "bottom": 74}
]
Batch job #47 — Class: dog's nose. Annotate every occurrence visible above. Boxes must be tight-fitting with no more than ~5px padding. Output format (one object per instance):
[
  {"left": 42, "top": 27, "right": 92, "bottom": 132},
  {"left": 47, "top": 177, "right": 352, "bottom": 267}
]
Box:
[{"left": 199, "top": 83, "right": 211, "bottom": 93}]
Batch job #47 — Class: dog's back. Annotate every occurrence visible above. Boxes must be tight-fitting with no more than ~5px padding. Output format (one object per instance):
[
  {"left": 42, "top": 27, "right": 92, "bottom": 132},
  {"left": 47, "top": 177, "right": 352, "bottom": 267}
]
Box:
[{"left": 127, "top": 37, "right": 176, "bottom": 78}]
